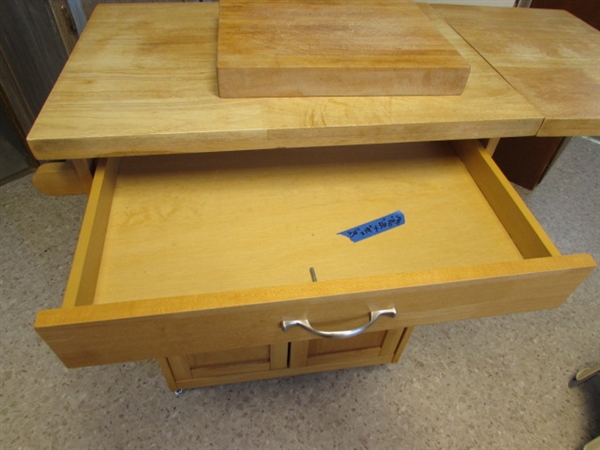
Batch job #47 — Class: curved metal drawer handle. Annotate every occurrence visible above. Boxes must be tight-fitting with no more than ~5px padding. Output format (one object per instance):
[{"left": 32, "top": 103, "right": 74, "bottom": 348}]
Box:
[{"left": 281, "top": 308, "right": 397, "bottom": 339}]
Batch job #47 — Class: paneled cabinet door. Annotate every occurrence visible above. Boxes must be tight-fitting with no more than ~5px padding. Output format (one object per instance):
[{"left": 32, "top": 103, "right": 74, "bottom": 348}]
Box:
[
  {"left": 158, "top": 328, "right": 414, "bottom": 391},
  {"left": 289, "top": 328, "right": 411, "bottom": 370},
  {"left": 161, "top": 343, "right": 289, "bottom": 390}
]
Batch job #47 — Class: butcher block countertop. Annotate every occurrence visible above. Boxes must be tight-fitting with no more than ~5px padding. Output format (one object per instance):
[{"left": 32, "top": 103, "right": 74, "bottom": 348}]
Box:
[
  {"left": 435, "top": 4, "right": 600, "bottom": 137},
  {"left": 216, "top": 0, "right": 471, "bottom": 97},
  {"left": 26, "top": 2, "right": 599, "bottom": 160}
]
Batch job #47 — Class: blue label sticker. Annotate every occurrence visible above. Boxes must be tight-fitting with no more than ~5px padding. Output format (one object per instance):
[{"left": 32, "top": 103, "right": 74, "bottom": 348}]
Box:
[{"left": 338, "top": 211, "right": 405, "bottom": 243}]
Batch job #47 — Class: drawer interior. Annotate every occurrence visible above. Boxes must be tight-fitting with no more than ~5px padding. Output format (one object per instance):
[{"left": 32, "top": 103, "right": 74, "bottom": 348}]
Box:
[
  {"left": 83, "top": 140, "right": 536, "bottom": 305},
  {"left": 40, "top": 139, "right": 595, "bottom": 369}
]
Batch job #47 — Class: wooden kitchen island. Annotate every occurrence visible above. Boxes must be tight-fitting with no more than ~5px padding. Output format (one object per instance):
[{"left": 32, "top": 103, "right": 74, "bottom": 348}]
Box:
[{"left": 27, "top": 2, "right": 599, "bottom": 392}]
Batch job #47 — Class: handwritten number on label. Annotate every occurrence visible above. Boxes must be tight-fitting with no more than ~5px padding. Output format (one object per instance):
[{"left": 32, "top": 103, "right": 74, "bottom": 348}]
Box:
[{"left": 338, "top": 211, "right": 405, "bottom": 243}]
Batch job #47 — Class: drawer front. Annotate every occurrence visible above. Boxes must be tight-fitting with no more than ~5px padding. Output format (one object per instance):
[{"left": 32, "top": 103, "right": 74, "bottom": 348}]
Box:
[
  {"left": 36, "top": 254, "right": 594, "bottom": 368},
  {"left": 34, "top": 140, "right": 596, "bottom": 368}
]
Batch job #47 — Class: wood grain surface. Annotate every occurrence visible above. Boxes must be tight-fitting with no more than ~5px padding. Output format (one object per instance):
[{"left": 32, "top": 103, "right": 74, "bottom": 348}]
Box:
[
  {"left": 217, "top": 0, "right": 470, "bottom": 97},
  {"left": 32, "top": 161, "right": 87, "bottom": 196},
  {"left": 27, "top": 3, "right": 543, "bottom": 160},
  {"left": 92, "top": 141, "right": 523, "bottom": 304},
  {"left": 34, "top": 140, "right": 596, "bottom": 368},
  {"left": 435, "top": 5, "right": 600, "bottom": 136},
  {"left": 35, "top": 254, "right": 596, "bottom": 368}
]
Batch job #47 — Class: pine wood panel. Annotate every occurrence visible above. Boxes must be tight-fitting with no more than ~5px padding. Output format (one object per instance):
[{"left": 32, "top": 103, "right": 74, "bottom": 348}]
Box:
[
  {"left": 302, "top": 328, "right": 403, "bottom": 366},
  {"left": 435, "top": 5, "right": 600, "bottom": 136},
  {"left": 392, "top": 327, "right": 414, "bottom": 363},
  {"left": 72, "top": 159, "right": 94, "bottom": 195},
  {"left": 380, "top": 328, "right": 406, "bottom": 357},
  {"left": 217, "top": 0, "right": 470, "bottom": 97},
  {"left": 289, "top": 340, "right": 309, "bottom": 369},
  {"left": 163, "top": 330, "right": 404, "bottom": 390},
  {"left": 160, "top": 327, "right": 408, "bottom": 390},
  {"left": 307, "top": 330, "right": 386, "bottom": 357},
  {"left": 165, "top": 343, "right": 286, "bottom": 384},
  {"left": 61, "top": 158, "right": 119, "bottom": 308},
  {"left": 305, "top": 348, "right": 383, "bottom": 367},
  {"left": 164, "top": 355, "right": 192, "bottom": 381},
  {"left": 26, "top": 3, "right": 543, "bottom": 160},
  {"left": 190, "top": 362, "right": 272, "bottom": 379},
  {"left": 270, "top": 343, "right": 289, "bottom": 370},
  {"left": 186, "top": 345, "right": 270, "bottom": 369},
  {"left": 157, "top": 358, "right": 178, "bottom": 391},
  {"left": 452, "top": 139, "right": 560, "bottom": 259},
  {"left": 171, "top": 353, "right": 395, "bottom": 390}
]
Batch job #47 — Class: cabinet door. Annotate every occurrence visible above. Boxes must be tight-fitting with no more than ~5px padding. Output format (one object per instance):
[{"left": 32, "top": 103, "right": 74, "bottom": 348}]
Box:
[
  {"left": 160, "top": 328, "right": 413, "bottom": 391},
  {"left": 289, "top": 328, "right": 409, "bottom": 369},
  {"left": 161, "top": 343, "right": 289, "bottom": 390}
]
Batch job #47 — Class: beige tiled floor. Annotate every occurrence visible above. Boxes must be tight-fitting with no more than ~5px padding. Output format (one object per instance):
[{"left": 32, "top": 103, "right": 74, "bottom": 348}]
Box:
[{"left": 1, "top": 138, "right": 598, "bottom": 449}]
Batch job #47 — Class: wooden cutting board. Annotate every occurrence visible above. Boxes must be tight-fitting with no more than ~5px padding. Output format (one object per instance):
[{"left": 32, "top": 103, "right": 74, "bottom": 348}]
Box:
[{"left": 217, "top": 0, "right": 470, "bottom": 98}]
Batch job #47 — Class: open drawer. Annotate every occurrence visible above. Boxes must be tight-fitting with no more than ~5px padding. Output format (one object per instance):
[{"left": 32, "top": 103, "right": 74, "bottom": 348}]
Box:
[{"left": 35, "top": 140, "right": 595, "bottom": 369}]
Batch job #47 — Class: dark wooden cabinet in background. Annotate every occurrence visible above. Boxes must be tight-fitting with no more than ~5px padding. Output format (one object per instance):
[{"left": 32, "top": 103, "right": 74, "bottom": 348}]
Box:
[{"left": 530, "top": 0, "right": 598, "bottom": 30}]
